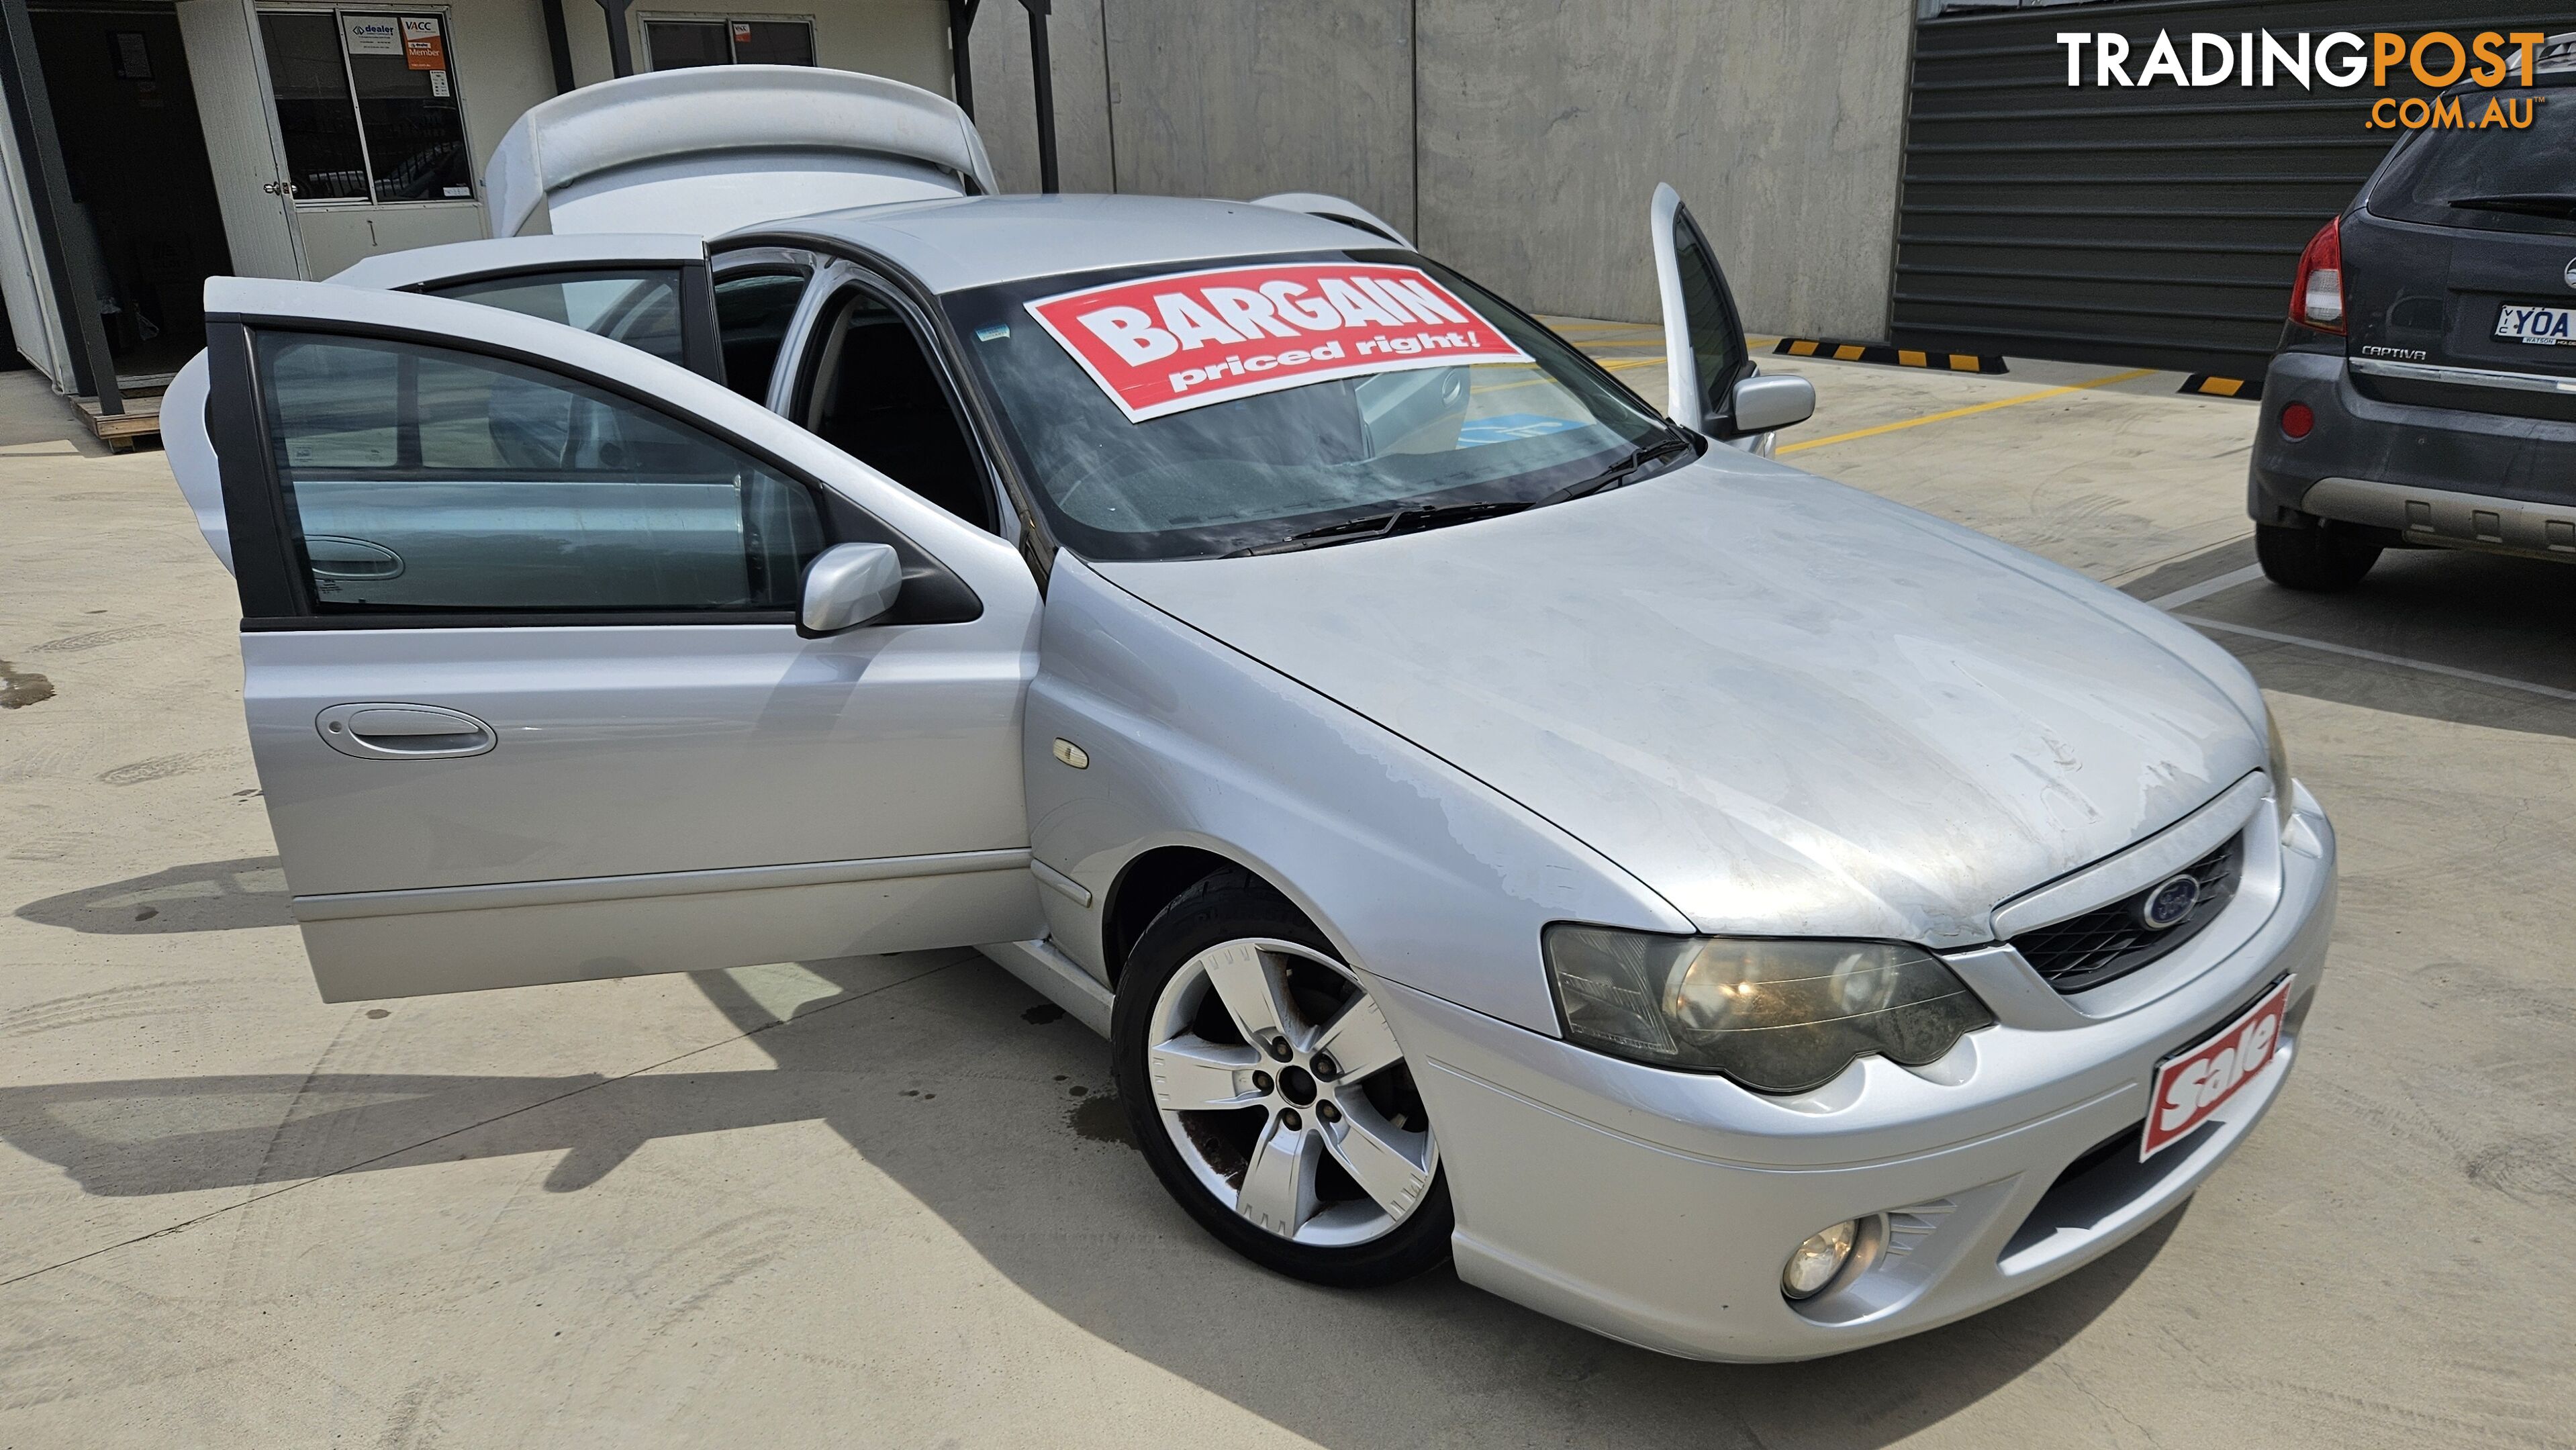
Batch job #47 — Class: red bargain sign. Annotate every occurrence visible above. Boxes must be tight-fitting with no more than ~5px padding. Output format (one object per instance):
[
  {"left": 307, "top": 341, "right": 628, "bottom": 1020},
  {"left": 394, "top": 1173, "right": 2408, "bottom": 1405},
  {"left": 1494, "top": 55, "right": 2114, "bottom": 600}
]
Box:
[{"left": 1023, "top": 262, "right": 1531, "bottom": 422}]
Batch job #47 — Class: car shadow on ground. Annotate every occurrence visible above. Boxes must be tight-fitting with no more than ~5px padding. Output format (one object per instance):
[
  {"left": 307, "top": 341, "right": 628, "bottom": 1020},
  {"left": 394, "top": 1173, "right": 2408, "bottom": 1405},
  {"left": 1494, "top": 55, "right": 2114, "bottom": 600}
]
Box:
[
  {"left": 2191, "top": 547, "right": 2576, "bottom": 741},
  {"left": 15, "top": 856, "right": 293, "bottom": 934},
  {"left": 0, "top": 951, "right": 2185, "bottom": 1447}
]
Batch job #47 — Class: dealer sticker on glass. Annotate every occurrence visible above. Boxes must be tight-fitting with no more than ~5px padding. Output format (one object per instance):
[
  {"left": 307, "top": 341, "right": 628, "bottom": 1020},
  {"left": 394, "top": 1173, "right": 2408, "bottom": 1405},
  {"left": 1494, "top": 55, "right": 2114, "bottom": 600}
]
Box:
[
  {"left": 2141, "top": 977, "right": 2291, "bottom": 1161},
  {"left": 1023, "top": 262, "right": 1531, "bottom": 422}
]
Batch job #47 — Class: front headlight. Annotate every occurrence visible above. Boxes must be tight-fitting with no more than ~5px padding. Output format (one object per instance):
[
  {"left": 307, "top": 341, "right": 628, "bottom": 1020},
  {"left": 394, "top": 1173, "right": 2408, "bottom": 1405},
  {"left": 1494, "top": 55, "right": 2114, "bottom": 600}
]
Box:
[
  {"left": 2264, "top": 701, "right": 2295, "bottom": 827},
  {"left": 1541, "top": 926, "right": 1996, "bottom": 1094}
]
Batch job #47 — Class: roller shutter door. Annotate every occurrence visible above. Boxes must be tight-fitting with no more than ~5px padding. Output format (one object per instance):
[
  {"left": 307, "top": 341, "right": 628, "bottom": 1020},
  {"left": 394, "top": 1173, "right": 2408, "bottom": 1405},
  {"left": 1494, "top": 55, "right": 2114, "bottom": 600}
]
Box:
[{"left": 1894, "top": 0, "right": 2576, "bottom": 377}]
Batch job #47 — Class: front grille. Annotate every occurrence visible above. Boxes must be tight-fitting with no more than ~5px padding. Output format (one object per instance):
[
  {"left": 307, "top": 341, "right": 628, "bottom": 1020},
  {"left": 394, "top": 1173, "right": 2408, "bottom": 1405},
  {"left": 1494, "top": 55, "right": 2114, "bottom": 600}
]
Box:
[{"left": 2010, "top": 834, "right": 2243, "bottom": 994}]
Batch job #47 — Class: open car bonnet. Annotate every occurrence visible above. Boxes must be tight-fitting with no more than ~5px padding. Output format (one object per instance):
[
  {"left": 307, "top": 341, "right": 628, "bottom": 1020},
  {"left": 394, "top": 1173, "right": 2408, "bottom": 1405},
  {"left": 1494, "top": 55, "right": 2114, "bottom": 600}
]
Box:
[
  {"left": 1092, "top": 458, "right": 2267, "bottom": 949},
  {"left": 484, "top": 66, "right": 996, "bottom": 240}
]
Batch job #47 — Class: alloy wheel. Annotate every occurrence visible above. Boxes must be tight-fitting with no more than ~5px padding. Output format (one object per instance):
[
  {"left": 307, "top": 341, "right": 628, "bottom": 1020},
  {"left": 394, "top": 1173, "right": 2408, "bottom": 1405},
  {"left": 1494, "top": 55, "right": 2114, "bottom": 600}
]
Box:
[{"left": 1142, "top": 937, "right": 1437, "bottom": 1246}]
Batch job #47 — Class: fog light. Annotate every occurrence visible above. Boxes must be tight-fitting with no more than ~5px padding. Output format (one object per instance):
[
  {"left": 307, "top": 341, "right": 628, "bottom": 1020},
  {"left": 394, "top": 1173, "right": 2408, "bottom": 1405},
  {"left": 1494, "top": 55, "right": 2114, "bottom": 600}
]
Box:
[
  {"left": 2278, "top": 401, "right": 2314, "bottom": 440},
  {"left": 1782, "top": 1219, "right": 1858, "bottom": 1300}
]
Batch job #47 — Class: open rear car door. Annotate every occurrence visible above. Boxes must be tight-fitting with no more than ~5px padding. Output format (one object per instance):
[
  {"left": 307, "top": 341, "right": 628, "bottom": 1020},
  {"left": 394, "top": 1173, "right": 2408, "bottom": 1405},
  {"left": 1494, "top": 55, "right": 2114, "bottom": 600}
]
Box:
[
  {"left": 328, "top": 234, "right": 728, "bottom": 385},
  {"left": 484, "top": 66, "right": 996, "bottom": 241},
  {"left": 1648, "top": 183, "right": 1813, "bottom": 454},
  {"left": 171, "top": 279, "right": 1043, "bottom": 1001}
]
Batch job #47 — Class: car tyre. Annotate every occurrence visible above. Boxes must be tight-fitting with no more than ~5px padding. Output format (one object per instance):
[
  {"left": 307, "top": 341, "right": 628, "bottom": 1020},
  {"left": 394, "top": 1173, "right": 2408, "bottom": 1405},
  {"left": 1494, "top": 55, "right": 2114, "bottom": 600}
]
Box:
[
  {"left": 2256, "top": 521, "right": 2380, "bottom": 591},
  {"left": 1113, "top": 870, "right": 1453, "bottom": 1288}
]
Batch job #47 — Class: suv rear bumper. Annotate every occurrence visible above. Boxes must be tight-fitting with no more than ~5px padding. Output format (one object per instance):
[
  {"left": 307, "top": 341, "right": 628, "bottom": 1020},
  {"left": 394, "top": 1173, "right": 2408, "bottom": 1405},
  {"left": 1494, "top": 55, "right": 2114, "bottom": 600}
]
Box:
[{"left": 2250, "top": 348, "right": 2576, "bottom": 561}]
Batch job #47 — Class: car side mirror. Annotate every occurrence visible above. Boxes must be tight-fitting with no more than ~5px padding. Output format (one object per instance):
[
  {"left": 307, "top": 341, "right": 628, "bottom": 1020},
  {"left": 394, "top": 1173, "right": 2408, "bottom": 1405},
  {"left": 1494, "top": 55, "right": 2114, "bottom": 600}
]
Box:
[
  {"left": 800, "top": 542, "right": 904, "bottom": 634},
  {"left": 1723, "top": 374, "right": 1816, "bottom": 438}
]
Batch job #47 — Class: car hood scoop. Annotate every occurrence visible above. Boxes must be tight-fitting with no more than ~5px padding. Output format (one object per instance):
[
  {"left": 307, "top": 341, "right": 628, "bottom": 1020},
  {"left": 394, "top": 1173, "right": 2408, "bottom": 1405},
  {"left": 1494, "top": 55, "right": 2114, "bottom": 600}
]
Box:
[{"left": 1092, "top": 459, "right": 2262, "bottom": 948}]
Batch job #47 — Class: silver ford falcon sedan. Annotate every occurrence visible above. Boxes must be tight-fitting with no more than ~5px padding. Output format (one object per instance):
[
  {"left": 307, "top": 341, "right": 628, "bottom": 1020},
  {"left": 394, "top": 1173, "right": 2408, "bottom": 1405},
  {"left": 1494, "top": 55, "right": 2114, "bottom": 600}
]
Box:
[{"left": 164, "top": 67, "right": 2336, "bottom": 1361}]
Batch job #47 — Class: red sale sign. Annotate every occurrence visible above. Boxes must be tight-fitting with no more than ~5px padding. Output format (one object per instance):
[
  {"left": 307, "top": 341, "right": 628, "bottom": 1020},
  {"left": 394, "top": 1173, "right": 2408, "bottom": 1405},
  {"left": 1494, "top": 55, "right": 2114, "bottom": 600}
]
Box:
[
  {"left": 1022, "top": 262, "right": 1532, "bottom": 422},
  {"left": 2140, "top": 977, "right": 2290, "bottom": 1161}
]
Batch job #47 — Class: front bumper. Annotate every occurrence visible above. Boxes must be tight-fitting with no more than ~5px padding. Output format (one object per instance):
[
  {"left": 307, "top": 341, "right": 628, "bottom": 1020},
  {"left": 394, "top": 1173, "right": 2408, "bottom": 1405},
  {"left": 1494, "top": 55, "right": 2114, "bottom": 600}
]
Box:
[
  {"left": 1373, "top": 783, "right": 2336, "bottom": 1362},
  {"left": 2250, "top": 348, "right": 2576, "bottom": 559}
]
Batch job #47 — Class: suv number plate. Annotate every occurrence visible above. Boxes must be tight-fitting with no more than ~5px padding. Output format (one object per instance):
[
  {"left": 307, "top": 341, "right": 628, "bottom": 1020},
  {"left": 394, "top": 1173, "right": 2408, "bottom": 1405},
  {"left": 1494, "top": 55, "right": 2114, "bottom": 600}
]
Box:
[{"left": 2496, "top": 304, "right": 2576, "bottom": 346}]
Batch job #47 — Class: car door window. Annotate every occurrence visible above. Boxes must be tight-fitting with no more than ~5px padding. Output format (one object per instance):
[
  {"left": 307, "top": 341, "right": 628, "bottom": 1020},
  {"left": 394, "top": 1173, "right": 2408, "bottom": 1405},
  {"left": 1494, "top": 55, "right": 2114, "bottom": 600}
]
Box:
[
  {"left": 257, "top": 332, "right": 825, "bottom": 614},
  {"left": 798, "top": 285, "right": 994, "bottom": 530},
  {"left": 428, "top": 270, "right": 687, "bottom": 365},
  {"left": 714, "top": 267, "right": 810, "bottom": 401},
  {"left": 1671, "top": 205, "right": 1752, "bottom": 424}
]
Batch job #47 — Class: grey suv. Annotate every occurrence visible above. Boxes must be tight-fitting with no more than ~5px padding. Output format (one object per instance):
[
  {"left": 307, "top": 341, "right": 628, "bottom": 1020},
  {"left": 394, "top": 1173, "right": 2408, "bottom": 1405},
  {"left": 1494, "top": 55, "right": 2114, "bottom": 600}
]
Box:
[{"left": 2249, "top": 34, "right": 2576, "bottom": 589}]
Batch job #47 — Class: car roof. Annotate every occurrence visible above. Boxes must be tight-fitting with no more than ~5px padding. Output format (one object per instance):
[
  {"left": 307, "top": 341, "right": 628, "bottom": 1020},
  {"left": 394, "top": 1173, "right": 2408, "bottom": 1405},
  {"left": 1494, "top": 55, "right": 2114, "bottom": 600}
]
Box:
[{"left": 732, "top": 193, "right": 1402, "bottom": 295}]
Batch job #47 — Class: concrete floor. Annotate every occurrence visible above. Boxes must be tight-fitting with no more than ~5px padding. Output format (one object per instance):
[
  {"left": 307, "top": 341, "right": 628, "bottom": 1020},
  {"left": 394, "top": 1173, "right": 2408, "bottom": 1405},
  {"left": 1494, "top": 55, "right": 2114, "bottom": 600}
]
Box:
[{"left": 3, "top": 337, "right": 2572, "bottom": 1447}]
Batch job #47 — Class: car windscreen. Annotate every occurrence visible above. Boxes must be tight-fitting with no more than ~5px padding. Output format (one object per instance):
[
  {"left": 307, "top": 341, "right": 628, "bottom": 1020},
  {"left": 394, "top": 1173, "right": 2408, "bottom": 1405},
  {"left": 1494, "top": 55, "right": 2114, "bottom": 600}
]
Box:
[
  {"left": 941, "top": 252, "right": 1678, "bottom": 561},
  {"left": 2367, "top": 93, "right": 2576, "bottom": 235}
]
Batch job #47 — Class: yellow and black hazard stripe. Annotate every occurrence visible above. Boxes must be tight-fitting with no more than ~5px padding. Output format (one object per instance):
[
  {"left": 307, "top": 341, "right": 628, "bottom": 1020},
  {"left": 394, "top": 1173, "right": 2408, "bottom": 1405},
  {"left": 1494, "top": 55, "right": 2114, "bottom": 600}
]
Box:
[
  {"left": 2179, "top": 373, "right": 2264, "bottom": 400},
  {"left": 1773, "top": 338, "right": 2006, "bottom": 374}
]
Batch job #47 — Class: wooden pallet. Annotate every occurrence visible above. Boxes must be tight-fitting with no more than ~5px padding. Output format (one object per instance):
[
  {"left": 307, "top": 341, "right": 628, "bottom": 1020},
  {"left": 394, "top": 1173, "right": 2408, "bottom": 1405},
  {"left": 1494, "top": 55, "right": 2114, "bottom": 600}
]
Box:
[{"left": 75, "top": 391, "right": 161, "bottom": 451}]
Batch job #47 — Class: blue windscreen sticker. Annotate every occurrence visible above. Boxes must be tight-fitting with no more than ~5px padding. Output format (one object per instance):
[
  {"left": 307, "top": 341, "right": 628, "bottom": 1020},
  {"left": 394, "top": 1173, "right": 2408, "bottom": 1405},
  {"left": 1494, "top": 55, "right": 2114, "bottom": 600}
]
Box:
[{"left": 1456, "top": 413, "right": 1586, "bottom": 448}]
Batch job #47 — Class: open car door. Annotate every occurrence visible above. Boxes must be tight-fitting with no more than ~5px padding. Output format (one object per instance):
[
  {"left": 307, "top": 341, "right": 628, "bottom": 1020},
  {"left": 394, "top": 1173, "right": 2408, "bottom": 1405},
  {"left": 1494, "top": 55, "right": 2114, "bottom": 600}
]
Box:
[
  {"left": 166, "top": 233, "right": 745, "bottom": 572},
  {"left": 185, "top": 278, "right": 1042, "bottom": 1001},
  {"left": 328, "top": 234, "right": 728, "bottom": 385},
  {"left": 1648, "top": 183, "right": 1813, "bottom": 454},
  {"left": 485, "top": 66, "right": 996, "bottom": 241}
]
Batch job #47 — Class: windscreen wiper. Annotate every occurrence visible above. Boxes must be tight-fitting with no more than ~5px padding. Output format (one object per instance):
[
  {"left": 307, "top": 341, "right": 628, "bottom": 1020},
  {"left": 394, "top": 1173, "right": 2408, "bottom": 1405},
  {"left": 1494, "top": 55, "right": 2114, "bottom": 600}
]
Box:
[
  {"left": 2445, "top": 192, "right": 2576, "bottom": 220},
  {"left": 1224, "top": 499, "right": 1533, "bottom": 557},
  {"left": 1527, "top": 432, "right": 1698, "bottom": 510},
  {"left": 1222, "top": 432, "right": 1700, "bottom": 558}
]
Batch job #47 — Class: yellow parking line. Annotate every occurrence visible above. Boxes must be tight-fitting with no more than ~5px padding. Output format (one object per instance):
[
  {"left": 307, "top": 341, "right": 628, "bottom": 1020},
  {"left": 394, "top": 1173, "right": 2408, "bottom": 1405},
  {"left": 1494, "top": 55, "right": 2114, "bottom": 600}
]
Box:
[{"left": 1777, "top": 369, "right": 2156, "bottom": 456}]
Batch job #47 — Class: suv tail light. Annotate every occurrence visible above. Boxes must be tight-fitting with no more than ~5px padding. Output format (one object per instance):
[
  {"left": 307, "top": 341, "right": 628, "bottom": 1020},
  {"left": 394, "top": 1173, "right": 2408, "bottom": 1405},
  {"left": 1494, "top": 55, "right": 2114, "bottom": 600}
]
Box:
[{"left": 2290, "top": 218, "right": 2344, "bottom": 334}]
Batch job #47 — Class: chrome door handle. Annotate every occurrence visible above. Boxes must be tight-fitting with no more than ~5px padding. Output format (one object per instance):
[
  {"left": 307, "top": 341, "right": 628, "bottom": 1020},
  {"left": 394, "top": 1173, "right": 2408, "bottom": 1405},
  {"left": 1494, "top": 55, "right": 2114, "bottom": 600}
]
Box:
[
  {"left": 316, "top": 703, "right": 495, "bottom": 761},
  {"left": 262, "top": 179, "right": 298, "bottom": 196}
]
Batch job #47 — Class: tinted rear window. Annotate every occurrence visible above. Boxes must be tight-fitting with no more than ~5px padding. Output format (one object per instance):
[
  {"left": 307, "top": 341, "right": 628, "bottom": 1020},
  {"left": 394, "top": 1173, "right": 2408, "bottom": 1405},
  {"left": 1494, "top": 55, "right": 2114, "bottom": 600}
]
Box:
[{"left": 2369, "top": 95, "right": 2576, "bottom": 235}]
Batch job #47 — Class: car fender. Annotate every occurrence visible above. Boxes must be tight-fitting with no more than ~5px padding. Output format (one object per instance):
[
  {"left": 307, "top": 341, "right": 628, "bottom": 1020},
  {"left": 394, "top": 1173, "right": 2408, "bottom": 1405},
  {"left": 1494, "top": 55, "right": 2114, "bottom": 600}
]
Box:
[{"left": 1024, "top": 552, "right": 1692, "bottom": 1036}]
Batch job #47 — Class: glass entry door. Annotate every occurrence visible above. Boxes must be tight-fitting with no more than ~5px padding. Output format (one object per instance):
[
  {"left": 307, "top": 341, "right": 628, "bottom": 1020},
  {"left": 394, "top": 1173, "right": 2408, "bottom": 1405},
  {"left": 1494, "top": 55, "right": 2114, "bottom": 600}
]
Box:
[{"left": 255, "top": 6, "right": 483, "bottom": 277}]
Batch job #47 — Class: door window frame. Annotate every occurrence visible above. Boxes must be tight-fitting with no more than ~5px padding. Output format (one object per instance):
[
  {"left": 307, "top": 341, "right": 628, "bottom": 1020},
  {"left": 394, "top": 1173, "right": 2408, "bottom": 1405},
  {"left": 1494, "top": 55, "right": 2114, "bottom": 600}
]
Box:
[
  {"left": 637, "top": 10, "right": 817, "bottom": 69},
  {"left": 203, "top": 315, "right": 981, "bottom": 632},
  {"left": 408, "top": 256, "right": 728, "bottom": 383},
  {"left": 1670, "top": 203, "right": 1753, "bottom": 431},
  {"left": 771, "top": 256, "right": 1021, "bottom": 546},
  {"left": 255, "top": 3, "right": 477, "bottom": 211},
  {"left": 723, "top": 236, "right": 1061, "bottom": 580},
  {"left": 708, "top": 245, "right": 822, "bottom": 405}
]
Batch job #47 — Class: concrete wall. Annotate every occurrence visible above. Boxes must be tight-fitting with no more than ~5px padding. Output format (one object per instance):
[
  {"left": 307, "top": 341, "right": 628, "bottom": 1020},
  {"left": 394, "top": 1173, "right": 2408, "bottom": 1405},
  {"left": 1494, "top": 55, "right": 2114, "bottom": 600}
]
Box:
[
  {"left": 1100, "top": 0, "right": 1415, "bottom": 238},
  {"left": 448, "top": 0, "right": 563, "bottom": 184},
  {"left": 969, "top": 0, "right": 1114, "bottom": 194},
  {"left": 1415, "top": 0, "right": 1913, "bottom": 334}
]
